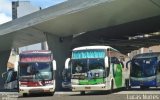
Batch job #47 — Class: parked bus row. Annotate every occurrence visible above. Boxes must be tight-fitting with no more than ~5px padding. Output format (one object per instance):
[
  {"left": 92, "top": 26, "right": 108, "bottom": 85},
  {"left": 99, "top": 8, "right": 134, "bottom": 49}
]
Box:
[{"left": 2, "top": 45, "right": 160, "bottom": 96}]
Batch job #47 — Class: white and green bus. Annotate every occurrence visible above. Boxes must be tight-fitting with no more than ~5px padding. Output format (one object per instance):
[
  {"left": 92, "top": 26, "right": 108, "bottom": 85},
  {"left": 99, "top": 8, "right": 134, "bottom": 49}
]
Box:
[{"left": 65, "top": 46, "right": 129, "bottom": 95}]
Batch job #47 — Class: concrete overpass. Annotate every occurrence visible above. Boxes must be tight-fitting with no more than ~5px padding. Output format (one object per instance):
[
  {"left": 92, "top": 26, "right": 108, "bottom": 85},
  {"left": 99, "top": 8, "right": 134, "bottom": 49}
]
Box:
[{"left": 0, "top": 0, "right": 160, "bottom": 90}]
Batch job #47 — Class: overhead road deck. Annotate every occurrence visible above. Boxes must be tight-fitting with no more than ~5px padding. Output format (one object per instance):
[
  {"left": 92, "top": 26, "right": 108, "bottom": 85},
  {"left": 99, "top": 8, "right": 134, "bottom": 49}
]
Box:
[
  {"left": 0, "top": 0, "right": 160, "bottom": 53},
  {"left": 73, "top": 15, "right": 160, "bottom": 53}
]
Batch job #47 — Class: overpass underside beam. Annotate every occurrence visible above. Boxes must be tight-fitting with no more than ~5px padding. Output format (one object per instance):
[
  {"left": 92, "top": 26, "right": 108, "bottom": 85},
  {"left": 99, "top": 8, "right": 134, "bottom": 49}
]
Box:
[
  {"left": 0, "top": 50, "right": 11, "bottom": 89},
  {"left": 46, "top": 33, "right": 72, "bottom": 91}
]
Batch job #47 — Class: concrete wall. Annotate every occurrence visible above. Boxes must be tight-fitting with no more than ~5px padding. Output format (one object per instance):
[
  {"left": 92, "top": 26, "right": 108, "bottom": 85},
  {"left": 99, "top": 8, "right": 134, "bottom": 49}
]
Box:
[
  {"left": 0, "top": 50, "right": 11, "bottom": 89},
  {"left": 19, "top": 43, "right": 42, "bottom": 53},
  {"left": 129, "top": 45, "right": 160, "bottom": 58},
  {"left": 12, "top": 1, "right": 47, "bottom": 52},
  {"left": 46, "top": 33, "right": 72, "bottom": 91},
  {"left": 148, "top": 45, "right": 160, "bottom": 52}
]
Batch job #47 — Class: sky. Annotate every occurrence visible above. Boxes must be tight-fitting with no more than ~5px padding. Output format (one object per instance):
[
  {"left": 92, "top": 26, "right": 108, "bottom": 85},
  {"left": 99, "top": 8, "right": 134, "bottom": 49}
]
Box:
[{"left": 0, "top": 0, "right": 66, "bottom": 24}]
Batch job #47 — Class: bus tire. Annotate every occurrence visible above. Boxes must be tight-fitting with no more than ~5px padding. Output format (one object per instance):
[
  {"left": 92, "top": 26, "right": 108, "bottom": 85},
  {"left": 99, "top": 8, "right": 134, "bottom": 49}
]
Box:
[
  {"left": 110, "top": 80, "right": 114, "bottom": 93},
  {"left": 80, "top": 91, "right": 85, "bottom": 95},
  {"left": 125, "top": 79, "right": 130, "bottom": 90},
  {"left": 140, "top": 86, "right": 149, "bottom": 90},
  {"left": 49, "top": 91, "right": 55, "bottom": 96},
  {"left": 23, "top": 93, "right": 28, "bottom": 97}
]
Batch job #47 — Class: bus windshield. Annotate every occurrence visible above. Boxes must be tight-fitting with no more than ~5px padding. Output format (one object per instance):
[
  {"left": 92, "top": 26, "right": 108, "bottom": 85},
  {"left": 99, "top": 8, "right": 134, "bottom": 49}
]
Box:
[
  {"left": 89, "top": 59, "right": 105, "bottom": 70},
  {"left": 72, "top": 59, "right": 87, "bottom": 74},
  {"left": 19, "top": 62, "right": 53, "bottom": 81},
  {"left": 71, "top": 58, "right": 104, "bottom": 74},
  {"left": 131, "top": 57, "right": 157, "bottom": 77}
]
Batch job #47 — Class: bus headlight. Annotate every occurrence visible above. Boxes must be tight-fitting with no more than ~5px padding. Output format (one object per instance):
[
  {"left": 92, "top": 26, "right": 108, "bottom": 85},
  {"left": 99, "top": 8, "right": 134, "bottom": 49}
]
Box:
[
  {"left": 45, "top": 80, "right": 54, "bottom": 85},
  {"left": 95, "top": 73, "right": 99, "bottom": 77},
  {"left": 20, "top": 85, "right": 27, "bottom": 87},
  {"left": 19, "top": 82, "right": 27, "bottom": 87},
  {"left": 71, "top": 80, "right": 79, "bottom": 85}
]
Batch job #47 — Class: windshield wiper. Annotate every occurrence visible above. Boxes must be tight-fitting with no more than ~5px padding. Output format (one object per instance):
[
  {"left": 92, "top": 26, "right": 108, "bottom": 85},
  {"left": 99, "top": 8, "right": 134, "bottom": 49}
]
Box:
[{"left": 35, "top": 71, "right": 46, "bottom": 85}]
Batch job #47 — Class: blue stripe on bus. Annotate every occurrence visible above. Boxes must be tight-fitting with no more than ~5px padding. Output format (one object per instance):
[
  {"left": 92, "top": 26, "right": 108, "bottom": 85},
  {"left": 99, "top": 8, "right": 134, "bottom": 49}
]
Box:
[{"left": 130, "top": 79, "right": 157, "bottom": 87}]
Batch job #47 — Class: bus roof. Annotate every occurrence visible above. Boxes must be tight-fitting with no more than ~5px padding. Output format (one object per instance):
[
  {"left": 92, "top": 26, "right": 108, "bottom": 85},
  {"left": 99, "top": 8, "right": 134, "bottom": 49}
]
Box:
[
  {"left": 133, "top": 52, "right": 160, "bottom": 59},
  {"left": 20, "top": 50, "right": 51, "bottom": 54},
  {"left": 73, "top": 45, "right": 118, "bottom": 51}
]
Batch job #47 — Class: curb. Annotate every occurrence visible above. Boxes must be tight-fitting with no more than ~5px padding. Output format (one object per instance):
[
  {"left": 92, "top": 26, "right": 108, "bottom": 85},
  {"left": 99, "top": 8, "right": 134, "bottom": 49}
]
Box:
[{"left": 0, "top": 92, "right": 80, "bottom": 95}]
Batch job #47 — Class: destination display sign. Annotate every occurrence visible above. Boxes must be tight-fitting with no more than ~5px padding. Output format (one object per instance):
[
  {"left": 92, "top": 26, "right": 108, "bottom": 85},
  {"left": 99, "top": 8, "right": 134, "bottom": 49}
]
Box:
[{"left": 20, "top": 56, "right": 51, "bottom": 62}]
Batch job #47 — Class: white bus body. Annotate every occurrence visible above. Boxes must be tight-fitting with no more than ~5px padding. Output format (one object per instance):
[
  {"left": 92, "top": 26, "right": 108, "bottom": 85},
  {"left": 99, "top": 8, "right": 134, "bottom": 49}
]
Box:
[{"left": 65, "top": 46, "right": 129, "bottom": 94}]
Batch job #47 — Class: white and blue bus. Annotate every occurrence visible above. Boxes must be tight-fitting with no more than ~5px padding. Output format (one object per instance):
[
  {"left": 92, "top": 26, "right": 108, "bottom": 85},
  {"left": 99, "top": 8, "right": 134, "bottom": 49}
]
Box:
[{"left": 127, "top": 52, "right": 160, "bottom": 89}]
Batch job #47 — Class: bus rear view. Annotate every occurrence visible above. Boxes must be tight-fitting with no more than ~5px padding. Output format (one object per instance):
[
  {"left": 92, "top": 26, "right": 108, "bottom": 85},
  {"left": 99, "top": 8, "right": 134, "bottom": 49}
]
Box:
[{"left": 127, "top": 52, "right": 160, "bottom": 89}]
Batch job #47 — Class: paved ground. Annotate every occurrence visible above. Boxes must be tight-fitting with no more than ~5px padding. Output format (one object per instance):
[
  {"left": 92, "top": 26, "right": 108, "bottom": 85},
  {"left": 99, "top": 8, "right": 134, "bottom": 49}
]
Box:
[{"left": 1, "top": 88, "right": 160, "bottom": 100}]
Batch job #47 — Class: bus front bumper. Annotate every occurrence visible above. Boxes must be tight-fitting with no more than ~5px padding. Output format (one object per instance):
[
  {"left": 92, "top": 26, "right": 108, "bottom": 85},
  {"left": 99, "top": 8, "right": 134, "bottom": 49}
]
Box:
[
  {"left": 130, "top": 76, "right": 157, "bottom": 87},
  {"left": 19, "top": 85, "right": 55, "bottom": 94},
  {"left": 72, "top": 84, "right": 106, "bottom": 91}
]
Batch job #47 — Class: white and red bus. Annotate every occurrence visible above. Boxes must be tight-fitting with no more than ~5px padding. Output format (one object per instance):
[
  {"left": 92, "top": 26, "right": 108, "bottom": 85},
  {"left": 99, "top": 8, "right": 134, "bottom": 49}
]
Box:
[{"left": 18, "top": 50, "right": 56, "bottom": 96}]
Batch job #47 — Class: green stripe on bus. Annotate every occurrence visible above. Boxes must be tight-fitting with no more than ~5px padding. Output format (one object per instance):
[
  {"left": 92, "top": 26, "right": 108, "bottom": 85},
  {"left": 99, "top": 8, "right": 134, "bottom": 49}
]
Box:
[{"left": 79, "top": 78, "right": 104, "bottom": 85}]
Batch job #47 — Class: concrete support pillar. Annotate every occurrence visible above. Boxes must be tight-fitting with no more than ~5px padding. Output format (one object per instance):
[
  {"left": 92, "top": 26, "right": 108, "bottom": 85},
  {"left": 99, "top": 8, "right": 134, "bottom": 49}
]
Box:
[
  {"left": 0, "top": 50, "right": 11, "bottom": 89},
  {"left": 46, "top": 33, "right": 72, "bottom": 91}
]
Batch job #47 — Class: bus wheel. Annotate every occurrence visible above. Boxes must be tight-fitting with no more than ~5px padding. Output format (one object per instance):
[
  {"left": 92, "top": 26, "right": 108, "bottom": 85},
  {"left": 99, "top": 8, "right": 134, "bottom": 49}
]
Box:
[
  {"left": 23, "top": 93, "right": 28, "bottom": 97},
  {"left": 140, "top": 86, "right": 149, "bottom": 90},
  {"left": 140, "top": 86, "right": 145, "bottom": 89},
  {"left": 80, "top": 91, "right": 85, "bottom": 95},
  {"left": 110, "top": 80, "right": 114, "bottom": 93},
  {"left": 49, "top": 91, "right": 55, "bottom": 96}
]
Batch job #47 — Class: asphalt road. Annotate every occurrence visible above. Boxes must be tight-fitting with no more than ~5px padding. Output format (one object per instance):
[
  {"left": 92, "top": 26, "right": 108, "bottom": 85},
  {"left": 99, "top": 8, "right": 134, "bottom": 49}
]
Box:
[{"left": 1, "top": 88, "right": 160, "bottom": 100}]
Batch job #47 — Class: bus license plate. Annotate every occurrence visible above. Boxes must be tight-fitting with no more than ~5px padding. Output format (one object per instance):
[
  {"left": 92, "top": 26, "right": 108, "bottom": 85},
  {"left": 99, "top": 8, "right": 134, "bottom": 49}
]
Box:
[{"left": 85, "top": 87, "right": 91, "bottom": 89}]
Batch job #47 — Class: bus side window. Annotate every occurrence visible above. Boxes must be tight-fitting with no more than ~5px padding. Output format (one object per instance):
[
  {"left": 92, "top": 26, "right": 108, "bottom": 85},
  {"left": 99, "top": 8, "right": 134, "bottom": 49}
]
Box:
[
  {"left": 10, "top": 72, "right": 17, "bottom": 82},
  {"left": 6, "top": 71, "right": 17, "bottom": 83},
  {"left": 6, "top": 71, "right": 13, "bottom": 83},
  {"left": 111, "top": 57, "right": 119, "bottom": 64}
]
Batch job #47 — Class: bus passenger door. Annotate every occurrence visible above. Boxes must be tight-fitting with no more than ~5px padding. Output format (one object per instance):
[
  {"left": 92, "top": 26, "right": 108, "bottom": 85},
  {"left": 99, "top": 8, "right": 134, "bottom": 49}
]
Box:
[
  {"left": 111, "top": 57, "right": 123, "bottom": 88},
  {"left": 157, "top": 61, "right": 160, "bottom": 86}
]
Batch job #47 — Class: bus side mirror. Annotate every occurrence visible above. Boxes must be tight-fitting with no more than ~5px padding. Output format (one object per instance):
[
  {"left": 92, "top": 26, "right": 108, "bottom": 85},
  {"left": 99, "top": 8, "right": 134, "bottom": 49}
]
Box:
[
  {"left": 14, "top": 55, "right": 19, "bottom": 72},
  {"left": 126, "top": 60, "right": 131, "bottom": 69},
  {"left": 105, "top": 56, "right": 109, "bottom": 68},
  {"left": 65, "top": 58, "right": 70, "bottom": 69},
  {"left": 120, "top": 62, "right": 124, "bottom": 68},
  {"left": 14, "top": 62, "right": 18, "bottom": 72},
  {"left": 2, "top": 72, "right": 7, "bottom": 79},
  {"left": 52, "top": 60, "right": 57, "bottom": 71}
]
